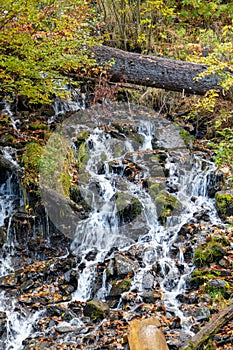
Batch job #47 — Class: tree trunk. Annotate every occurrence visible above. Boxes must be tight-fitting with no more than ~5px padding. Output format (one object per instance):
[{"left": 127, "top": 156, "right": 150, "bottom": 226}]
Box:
[
  {"left": 92, "top": 45, "right": 231, "bottom": 97},
  {"left": 181, "top": 302, "right": 233, "bottom": 349}
]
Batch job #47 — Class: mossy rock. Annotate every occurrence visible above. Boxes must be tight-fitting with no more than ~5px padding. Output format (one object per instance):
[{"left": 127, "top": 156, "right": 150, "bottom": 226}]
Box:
[
  {"left": 74, "top": 131, "right": 89, "bottom": 147},
  {"left": 84, "top": 299, "right": 110, "bottom": 320},
  {"left": 189, "top": 269, "right": 220, "bottom": 288},
  {"left": 69, "top": 186, "right": 91, "bottom": 212},
  {"left": 77, "top": 142, "right": 89, "bottom": 168},
  {"left": 116, "top": 192, "right": 142, "bottom": 223},
  {"left": 149, "top": 182, "right": 164, "bottom": 201},
  {"left": 215, "top": 190, "right": 233, "bottom": 220},
  {"left": 205, "top": 280, "right": 232, "bottom": 300},
  {"left": 109, "top": 277, "right": 131, "bottom": 297},
  {"left": 154, "top": 190, "right": 182, "bottom": 224},
  {"left": 193, "top": 241, "right": 226, "bottom": 268}
]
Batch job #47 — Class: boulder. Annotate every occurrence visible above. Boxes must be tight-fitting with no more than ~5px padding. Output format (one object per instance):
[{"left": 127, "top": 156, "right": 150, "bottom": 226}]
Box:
[
  {"left": 114, "top": 253, "right": 140, "bottom": 277},
  {"left": 116, "top": 192, "right": 142, "bottom": 224},
  {"left": 154, "top": 190, "right": 182, "bottom": 224},
  {"left": 127, "top": 317, "right": 169, "bottom": 350},
  {"left": 84, "top": 299, "right": 110, "bottom": 320},
  {"left": 215, "top": 190, "right": 233, "bottom": 221}
]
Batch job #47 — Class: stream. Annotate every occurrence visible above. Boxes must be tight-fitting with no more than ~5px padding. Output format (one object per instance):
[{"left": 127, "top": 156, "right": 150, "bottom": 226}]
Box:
[{"left": 0, "top": 102, "right": 226, "bottom": 349}]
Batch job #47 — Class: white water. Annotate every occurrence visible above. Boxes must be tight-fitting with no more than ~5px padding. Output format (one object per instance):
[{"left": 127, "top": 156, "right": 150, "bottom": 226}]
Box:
[
  {"left": 69, "top": 114, "right": 221, "bottom": 335},
  {"left": 0, "top": 107, "right": 223, "bottom": 346},
  {"left": 0, "top": 171, "right": 42, "bottom": 349},
  {"left": 0, "top": 292, "right": 42, "bottom": 350},
  {"left": 1, "top": 101, "right": 20, "bottom": 130}
]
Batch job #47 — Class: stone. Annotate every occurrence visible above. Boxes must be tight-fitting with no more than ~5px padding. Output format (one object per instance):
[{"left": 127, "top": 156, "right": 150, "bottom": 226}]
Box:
[
  {"left": 215, "top": 190, "right": 233, "bottom": 220},
  {"left": 154, "top": 190, "right": 182, "bottom": 224},
  {"left": 209, "top": 279, "right": 227, "bottom": 288},
  {"left": 184, "top": 306, "right": 211, "bottom": 321},
  {"left": 141, "top": 291, "right": 161, "bottom": 303},
  {"left": 109, "top": 277, "right": 131, "bottom": 297},
  {"left": 84, "top": 299, "right": 110, "bottom": 320},
  {"left": 114, "top": 253, "right": 140, "bottom": 277},
  {"left": 127, "top": 317, "right": 169, "bottom": 350},
  {"left": 142, "top": 272, "right": 154, "bottom": 290},
  {"left": 116, "top": 192, "right": 142, "bottom": 224},
  {"left": 0, "top": 312, "right": 7, "bottom": 337}
]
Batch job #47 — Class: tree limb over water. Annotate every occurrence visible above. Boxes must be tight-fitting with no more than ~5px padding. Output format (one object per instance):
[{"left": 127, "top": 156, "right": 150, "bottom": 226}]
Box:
[{"left": 92, "top": 45, "right": 232, "bottom": 98}]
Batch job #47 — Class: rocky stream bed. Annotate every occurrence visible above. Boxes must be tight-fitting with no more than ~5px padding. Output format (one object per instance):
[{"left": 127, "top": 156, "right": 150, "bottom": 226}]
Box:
[{"left": 0, "top": 102, "right": 233, "bottom": 349}]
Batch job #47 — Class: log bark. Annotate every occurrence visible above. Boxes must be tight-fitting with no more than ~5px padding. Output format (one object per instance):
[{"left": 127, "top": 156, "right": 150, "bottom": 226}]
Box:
[
  {"left": 92, "top": 45, "right": 231, "bottom": 97},
  {"left": 181, "top": 302, "right": 233, "bottom": 349}
]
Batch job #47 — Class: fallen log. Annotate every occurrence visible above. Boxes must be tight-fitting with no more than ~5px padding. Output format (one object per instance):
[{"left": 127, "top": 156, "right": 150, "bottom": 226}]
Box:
[
  {"left": 181, "top": 301, "right": 233, "bottom": 349},
  {"left": 92, "top": 45, "right": 232, "bottom": 97}
]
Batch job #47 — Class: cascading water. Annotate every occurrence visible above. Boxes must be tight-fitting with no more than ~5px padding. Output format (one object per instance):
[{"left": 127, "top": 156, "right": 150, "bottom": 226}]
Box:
[
  {"left": 53, "top": 105, "right": 222, "bottom": 336},
  {"left": 0, "top": 103, "right": 225, "bottom": 348},
  {"left": 0, "top": 162, "right": 42, "bottom": 349}
]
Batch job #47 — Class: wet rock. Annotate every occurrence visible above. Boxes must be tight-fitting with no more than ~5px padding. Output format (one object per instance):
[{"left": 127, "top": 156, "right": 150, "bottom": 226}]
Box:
[
  {"left": 114, "top": 253, "right": 140, "bottom": 277},
  {"left": 184, "top": 306, "right": 211, "bottom": 321},
  {"left": 0, "top": 312, "right": 7, "bottom": 337},
  {"left": 141, "top": 291, "right": 162, "bottom": 303},
  {"left": 116, "top": 192, "right": 142, "bottom": 224},
  {"left": 127, "top": 317, "right": 169, "bottom": 350},
  {"left": 209, "top": 279, "right": 227, "bottom": 288},
  {"left": 20, "top": 279, "right": 34, "bottom": 292},
  {"left": 154, "top": 190, "right": 182, "bottom": 224},
  {"left": 109, "top": 277, "right": 131, "bottom": 297},
  {"left": 84, "top": 299, "right": 110, "bottom": 320},
  {"left": 142, "top": 272, "right": 155, "bottom": 290},
  {"left": 176, "top": 293, "right": 198, "bottom": 304},
  {"left": 55, "top": 324, "right": 79, "bottom": 334}
]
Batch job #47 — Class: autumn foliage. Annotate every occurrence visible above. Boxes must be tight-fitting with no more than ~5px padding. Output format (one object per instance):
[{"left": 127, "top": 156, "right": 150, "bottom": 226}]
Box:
[{"left": 0, "top": 0, "right": 100, "bottom": 104}]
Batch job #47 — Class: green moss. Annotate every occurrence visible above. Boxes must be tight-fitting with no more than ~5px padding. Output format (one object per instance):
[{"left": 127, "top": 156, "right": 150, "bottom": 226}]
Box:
[
  {"left": 120, "top": 278, "right": 131, "bottom": 291},
  {"left": 69, "top": 186, "right": 91, "bottom": 212},
  {"left": 75, "top": 131, "right": 89, "bottom": 147},
  {"left": 193, "top": 241, "right": 225, "bottom": 268},
  {"left": 77, "top": 142, "right": 89, "bottom": 166},
  {"left": 154, "top": 190, "right": 182, "bottom": 224},
  {"left": 22, "top": 141, "right": 44, "bottom": 185},
  {"left": 0, "top": 117, "right": 10, "bottom": 125},
  {"left": 116, "top": 192, "right": 142, "bottom": 223},
  {"left": 205, "top": 282, "right": 232, "bottom": 301},
  {"left": 61, "top": 172, "right": 72, "bottom": 197},
  {"left": 149, "top": 183, "right": 161, "bottom": 200},
  {"left": 215, "top": 191, "right": 233, "bottom": 219},
  {"left": 84, "top": 299, "right": 110, "bottom": 321},
  {"left": 111, "top": 277, "right": 131, "bottom": 296},
  {"left": 190, "top": 269, "right": 220, "bottom": 287}
]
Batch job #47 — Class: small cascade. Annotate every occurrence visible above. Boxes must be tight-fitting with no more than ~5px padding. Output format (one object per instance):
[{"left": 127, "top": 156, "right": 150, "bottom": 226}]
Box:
[
  {"left": 0, "top": 168, "right": 42, "bottom": 349},
  {"left": 50, "top": 88, "right": 86, "bottom": 123},
  {"left": 0, "top": 292, "right": 42, "bottom": 350},
  {"left": 0, "top": 103, "right": 227, "bottom": 348},
  {"left": 60, "top": 105, "right": 223, "bottom": 337},
  {"left": 1, "top": 101, "right": 20, "bottom": 130}
]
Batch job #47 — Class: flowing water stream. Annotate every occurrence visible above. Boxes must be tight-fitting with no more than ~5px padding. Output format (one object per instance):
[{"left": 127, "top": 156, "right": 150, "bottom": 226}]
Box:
[{"left": 0, "top": 103, "right": 223, "bottom": 348}]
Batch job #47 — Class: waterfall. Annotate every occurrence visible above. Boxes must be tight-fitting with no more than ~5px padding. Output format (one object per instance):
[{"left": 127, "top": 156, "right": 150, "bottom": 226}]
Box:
[
  {"left": 54, "top": 105, "right": 221, "bottom": 330},
  {"left": 0, "top": 103, "right": 224, "bottom": 348},
  {"left": 0, "top": 169, "right": 42, "bottom": 349}
]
